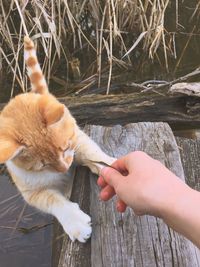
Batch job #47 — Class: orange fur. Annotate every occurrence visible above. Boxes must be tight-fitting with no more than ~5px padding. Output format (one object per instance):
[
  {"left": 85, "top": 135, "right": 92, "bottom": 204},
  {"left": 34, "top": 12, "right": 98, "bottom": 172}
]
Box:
[
  {"left": 34, "top": 84, "right": 47, "bottom": 94},
  {"left": 65, "top": 156, "right": 73, "bottom": 166},
  {"left": 38, "top": 94, "right": 65, "bottom": 125},
  {"left": 0, "top": 136, "right": 20, "bottom": 162},
  {"left": 24, "top": 36, "right": 34, "bottom": 50},
  {"left": 0, "top": 36, "right": 115, "bottom": 242},
  {"left": 0, "top": 35, "right": 78, "bottom": 170},
  {"left": 26, "top": 56, "right": 37, "bottom": 67},
  {"left": 24, "top": 36, "right": 48, "bottom": 94},
  {"left": 27, "top": 189, "right": 61, "bottom": 209},
  {"left": 0, "top": 92, "right": 77, "bottom": 171},
  {"left": 30, "top": 72, "right": 43, "bottom": 84}
]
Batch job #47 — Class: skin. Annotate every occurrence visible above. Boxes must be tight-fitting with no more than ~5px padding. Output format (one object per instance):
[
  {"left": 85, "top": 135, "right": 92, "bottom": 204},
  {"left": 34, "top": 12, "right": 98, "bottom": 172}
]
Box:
[{"left": 97, "top": 151, "right": 200, "bottom": 248}]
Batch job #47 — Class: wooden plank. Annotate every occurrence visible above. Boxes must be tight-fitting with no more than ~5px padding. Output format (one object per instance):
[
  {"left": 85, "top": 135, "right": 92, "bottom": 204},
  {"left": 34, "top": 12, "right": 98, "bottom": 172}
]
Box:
[
  {"left": 176, "top": 137, "right": 200, "bottom": 190},
  {"left": 87, "top": 123, "right": 200, "bottom": 267},
  {"left": 57, "top": 122, "right": 200, "bottom": 267},
  {"left": 175, "top": 137, "right": 200, "bottom": 266},
  {"left": 57, "top": 167, "right": 91, "bottom": 267},
  {"left": 52, "top": 167, "right": 76, "bottom": 267}
]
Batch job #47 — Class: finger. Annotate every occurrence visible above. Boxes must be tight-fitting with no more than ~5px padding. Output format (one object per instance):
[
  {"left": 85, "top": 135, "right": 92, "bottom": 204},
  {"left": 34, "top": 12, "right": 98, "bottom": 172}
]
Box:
[
  {"left": 111, "top": 157, "right": 129, "bottom": 175},
  {"left": 100, "top": 167, "right": 124, "bottom": 188},
  {"left": 100, "top": 185, "right": 116, "bottom": 201},
  {"left": 97, "top": 176, "right": 107, "bottom": 188},
  {"left": 112, "top": 151, "right": 144, "bottom": 173},
  {"left": 116, "top": 198, "right": 127, "bottom": 213}
]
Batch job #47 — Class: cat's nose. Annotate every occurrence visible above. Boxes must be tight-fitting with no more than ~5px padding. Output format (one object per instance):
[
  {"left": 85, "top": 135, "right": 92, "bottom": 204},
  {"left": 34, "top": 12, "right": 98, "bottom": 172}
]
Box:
[
  {"left": 64, "top": 156, "right": 73, "bottom": 166},
  {"left": 54, "top": 162, "right": 69, "bottom": 173}
]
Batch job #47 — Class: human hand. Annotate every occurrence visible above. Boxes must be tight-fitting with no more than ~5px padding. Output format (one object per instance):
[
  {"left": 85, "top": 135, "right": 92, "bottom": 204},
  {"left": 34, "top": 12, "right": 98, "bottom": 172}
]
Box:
[{"left": 98, "top": 151, "right": 186, "bottom": 217}]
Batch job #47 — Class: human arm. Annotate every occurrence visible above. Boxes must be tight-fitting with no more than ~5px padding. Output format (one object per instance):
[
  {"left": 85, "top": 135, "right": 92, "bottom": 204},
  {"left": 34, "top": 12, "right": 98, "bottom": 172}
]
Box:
[{"left": 98, "top": 151, "right": 200, "bottom": 248}]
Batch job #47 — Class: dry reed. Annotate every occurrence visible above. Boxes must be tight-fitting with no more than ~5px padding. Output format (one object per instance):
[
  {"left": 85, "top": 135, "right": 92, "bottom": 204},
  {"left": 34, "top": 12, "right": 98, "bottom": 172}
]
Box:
[{"left": 0, "top": 0, "right": 198, "bottom": 95}]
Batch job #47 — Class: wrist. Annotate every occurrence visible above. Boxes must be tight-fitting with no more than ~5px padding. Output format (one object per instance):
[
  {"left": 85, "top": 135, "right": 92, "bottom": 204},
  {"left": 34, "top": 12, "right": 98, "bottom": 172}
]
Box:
[
  {"left": 161, "top": 181, "right": 200, "bottom": 247},
  {"left": 159, "top": 176, "right": 191, "bottom": 220}
]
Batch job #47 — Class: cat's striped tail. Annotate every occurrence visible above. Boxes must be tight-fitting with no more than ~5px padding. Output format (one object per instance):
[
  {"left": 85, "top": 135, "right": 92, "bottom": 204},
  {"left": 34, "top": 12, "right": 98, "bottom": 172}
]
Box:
[{"left": 24, "top": 36, "right": 48, "bottom": 94}]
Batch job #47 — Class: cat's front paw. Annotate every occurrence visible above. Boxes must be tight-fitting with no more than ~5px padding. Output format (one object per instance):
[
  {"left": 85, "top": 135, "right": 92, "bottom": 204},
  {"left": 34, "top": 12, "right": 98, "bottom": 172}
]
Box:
[
  {"left": 63, "top": 204, "right": 92, "bottom": 243},
  {"left": 92, "top": 156, "right": 117, "bottom": 174}
]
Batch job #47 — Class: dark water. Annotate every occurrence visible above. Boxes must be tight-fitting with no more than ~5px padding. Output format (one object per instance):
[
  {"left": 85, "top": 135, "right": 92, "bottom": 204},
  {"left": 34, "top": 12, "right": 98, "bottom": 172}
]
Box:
[{"left": 0, "top": 169, "right": 52, "bottom": 267}]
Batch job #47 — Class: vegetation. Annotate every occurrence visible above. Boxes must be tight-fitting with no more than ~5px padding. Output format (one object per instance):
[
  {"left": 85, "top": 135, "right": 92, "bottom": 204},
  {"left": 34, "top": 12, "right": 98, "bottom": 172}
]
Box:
[{"left": 0, "top": 0, "right": 199, "bottom": 97}]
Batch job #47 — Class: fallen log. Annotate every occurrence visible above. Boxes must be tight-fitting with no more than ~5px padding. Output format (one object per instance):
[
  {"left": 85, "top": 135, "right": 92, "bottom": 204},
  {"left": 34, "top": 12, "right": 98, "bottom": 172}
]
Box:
[
  {"left": 0, "top": 88, "right": 199, "bottom": 130},
  {"left": 170, "top": 82, "right": 200, "bottom": 97},
  {"left": 59, "top": 91, "right": 200, "bottom": 130}
]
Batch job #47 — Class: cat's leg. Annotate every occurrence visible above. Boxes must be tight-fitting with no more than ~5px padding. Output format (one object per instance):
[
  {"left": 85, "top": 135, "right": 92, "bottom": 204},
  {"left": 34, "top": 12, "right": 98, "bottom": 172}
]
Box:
[
  {"left": 75, "top": 128, "right": 116, "bottom": 175},
  {"left": 22, "top": 188, "right": 91, "bottom": 242}
]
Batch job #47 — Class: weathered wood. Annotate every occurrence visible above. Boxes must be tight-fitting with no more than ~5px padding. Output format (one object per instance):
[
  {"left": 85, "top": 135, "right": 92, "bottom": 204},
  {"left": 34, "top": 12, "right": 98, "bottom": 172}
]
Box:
[
  {"left": 176, "top": 137, "right": 200, "bottom": 190},
  {"left": 57, "top": 122, "right": 200, "bottom": 267},
  {"left": 52, "top": 167, "right": 76, "bottom": 267},
  {"left": 0, "top": 92, "right": 200, "bottom": 129},
  {"left": 175, "top": 137, "right": 200, "bottom": 265},
  {"left": 57, "top": 167, "right": 91, "bottom": 267},
  {"left": 59, "top": 93, "right": 200, "bottom": 129},
  {"left": 170, "top": 82, "right": 200, "bottom": 97},
  {"left": 88, "top": 123, "right": 200, "bottom": 267}
]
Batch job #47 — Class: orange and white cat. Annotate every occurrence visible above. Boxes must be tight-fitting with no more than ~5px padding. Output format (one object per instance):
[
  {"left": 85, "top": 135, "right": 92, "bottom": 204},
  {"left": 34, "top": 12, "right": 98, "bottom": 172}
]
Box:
[{"left": 0, "top": 36, "right": 115, "bottom": 242}]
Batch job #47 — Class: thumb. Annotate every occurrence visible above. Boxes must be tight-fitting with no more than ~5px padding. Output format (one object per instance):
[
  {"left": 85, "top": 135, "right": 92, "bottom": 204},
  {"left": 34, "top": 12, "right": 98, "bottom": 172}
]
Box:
[{"left": 101, "top": 167, "right": 123, "bottom": 188}]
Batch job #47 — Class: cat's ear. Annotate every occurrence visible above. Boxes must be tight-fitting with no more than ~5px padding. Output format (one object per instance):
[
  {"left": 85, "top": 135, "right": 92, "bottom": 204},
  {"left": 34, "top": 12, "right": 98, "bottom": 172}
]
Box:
[
  {"left": 0, "top": 136, "right": 23, "bottom": 163},
  {"left": 39, "top": 95, "right": 65, "bottom": 126}
]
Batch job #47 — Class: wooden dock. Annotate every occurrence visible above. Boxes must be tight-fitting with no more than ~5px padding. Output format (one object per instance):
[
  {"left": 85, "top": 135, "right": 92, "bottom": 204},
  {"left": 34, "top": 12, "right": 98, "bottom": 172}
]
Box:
[{"left": 53, "top": 122, "right": 200, "bottom": 267}]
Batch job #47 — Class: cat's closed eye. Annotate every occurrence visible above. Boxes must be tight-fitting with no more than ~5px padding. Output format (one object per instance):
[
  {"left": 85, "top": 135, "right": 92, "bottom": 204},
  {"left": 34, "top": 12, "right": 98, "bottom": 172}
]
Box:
[{"left": 59, "top": 145, "right": 70, "bottom": 156}]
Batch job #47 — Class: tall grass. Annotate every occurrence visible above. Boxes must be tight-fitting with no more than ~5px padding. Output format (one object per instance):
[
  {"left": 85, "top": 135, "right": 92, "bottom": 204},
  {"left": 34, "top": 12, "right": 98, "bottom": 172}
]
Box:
[{"left": 0, "top": 0, "right": 198, "bottom": 96}]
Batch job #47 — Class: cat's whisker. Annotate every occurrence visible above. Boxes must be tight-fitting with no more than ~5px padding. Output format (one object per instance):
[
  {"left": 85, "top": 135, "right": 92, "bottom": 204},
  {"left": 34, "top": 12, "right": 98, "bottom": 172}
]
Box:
[{"left": 74, "top": 144, "right": 81, "bottom": 153}]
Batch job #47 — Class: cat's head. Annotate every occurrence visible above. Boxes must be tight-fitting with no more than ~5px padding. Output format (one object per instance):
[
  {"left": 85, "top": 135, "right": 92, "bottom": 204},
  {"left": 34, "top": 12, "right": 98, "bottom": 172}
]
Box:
[
  {"left": 0, "top": 93, "right": 77, "bottom": 172},
  {"left": 0, "top": 36, "right": 78, "bottom": 173}
]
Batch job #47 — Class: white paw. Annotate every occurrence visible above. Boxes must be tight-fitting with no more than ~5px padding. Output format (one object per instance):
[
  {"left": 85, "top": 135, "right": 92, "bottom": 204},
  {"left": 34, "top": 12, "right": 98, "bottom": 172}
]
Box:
[{"left": 62, "top": 203, "right": 92, "bottom": 243}]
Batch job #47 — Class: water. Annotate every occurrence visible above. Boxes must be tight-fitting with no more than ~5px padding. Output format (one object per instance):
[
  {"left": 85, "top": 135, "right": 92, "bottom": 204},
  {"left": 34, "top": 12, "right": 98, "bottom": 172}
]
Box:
[{"left": 0, "top": 168, "right": 52, "bottom": 267}]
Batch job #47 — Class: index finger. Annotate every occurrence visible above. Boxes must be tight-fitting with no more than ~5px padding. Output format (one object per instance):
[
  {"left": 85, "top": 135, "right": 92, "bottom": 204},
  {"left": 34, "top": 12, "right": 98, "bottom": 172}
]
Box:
[{"left": 111, "top": 156, "right": 129, "bottom": 176}]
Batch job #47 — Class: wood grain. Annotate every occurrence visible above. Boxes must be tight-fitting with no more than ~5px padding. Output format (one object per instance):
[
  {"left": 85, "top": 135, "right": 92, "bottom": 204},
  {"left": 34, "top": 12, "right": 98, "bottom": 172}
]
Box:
[
  {"left": 57, "top": 122, "right": 200, "bottom": 267},
  {"left": 0, "top": 92, "right": 200, "bottom": 130},
  {"left": 176, "top": 137, "right": 200, "bottom": 191},
  {"left": 61, "top": 94, "right": 200, "bottom": 130},
  {"left": 57, "top": 166, "right": 91, "bottom": 267}
]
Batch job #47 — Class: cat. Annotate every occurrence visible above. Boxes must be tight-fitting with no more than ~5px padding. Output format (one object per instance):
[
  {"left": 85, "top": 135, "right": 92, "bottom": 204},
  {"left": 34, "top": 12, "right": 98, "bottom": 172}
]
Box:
[{"left": 0, "top": 36, "right": 115, "bottom": 242}]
